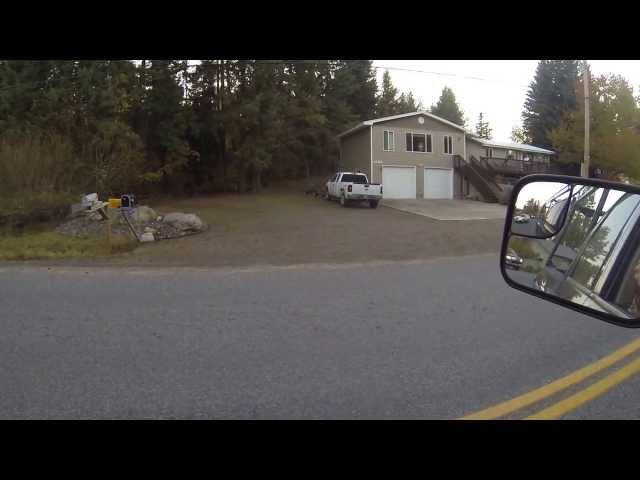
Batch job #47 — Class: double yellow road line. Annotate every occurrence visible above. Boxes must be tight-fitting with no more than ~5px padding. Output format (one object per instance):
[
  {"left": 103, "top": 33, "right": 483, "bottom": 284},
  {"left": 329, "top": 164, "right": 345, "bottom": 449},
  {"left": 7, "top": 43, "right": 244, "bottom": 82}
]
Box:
[{"left": 460, "top": 336, "right": 640, "bottom": 420}]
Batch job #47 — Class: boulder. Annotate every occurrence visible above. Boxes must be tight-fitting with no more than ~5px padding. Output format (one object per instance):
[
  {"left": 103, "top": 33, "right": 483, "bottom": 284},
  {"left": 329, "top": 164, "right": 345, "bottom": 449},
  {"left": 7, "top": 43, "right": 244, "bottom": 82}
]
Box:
[
  {"left": 140, "top": 232, "right": 155, "bottom": 242},
  {"left": 162, "top": 212, "right": 205, "bottom": 232},
  {"left": 133, "top": 206, "right": 157, "bottom": 223}
]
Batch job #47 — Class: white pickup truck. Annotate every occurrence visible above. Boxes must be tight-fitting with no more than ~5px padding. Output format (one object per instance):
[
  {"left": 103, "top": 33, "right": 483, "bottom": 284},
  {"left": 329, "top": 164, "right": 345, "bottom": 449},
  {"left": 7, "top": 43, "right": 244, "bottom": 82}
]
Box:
[{"left": 326, "top": 172, "right": 383, "bottom": 208}]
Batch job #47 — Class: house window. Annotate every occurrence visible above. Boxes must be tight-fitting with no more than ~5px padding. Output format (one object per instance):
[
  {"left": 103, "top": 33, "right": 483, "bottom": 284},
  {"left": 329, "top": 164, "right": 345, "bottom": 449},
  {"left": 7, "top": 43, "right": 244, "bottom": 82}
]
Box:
[
  {"left": 383, "top": 130, "right": 395, "bottom": 151},
  {"left": 443, "top": 135, "right": 453, "bottom": 154},
  {"left": 485, "top": 147, "right": 493, "bottom": 158},
  {"left": 406, "top": 132, "right": 431, "bottom": 153}
]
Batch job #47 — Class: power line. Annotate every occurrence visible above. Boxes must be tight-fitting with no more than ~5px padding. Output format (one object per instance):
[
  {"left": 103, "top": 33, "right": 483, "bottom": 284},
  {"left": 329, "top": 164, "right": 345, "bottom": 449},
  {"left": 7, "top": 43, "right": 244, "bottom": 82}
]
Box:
[
  {"left": 373, "top": 65, "right": 530, "bottom": 88},
  {"left": 0, "top": 60, "right": 531, "bottom": 93}
]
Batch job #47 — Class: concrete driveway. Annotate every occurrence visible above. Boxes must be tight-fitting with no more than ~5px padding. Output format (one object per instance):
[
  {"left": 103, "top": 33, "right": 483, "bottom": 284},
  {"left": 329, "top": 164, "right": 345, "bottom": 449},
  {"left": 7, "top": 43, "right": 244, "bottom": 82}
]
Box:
[{"left": 382, "top": 199, "right": 507, "bottom": 221}]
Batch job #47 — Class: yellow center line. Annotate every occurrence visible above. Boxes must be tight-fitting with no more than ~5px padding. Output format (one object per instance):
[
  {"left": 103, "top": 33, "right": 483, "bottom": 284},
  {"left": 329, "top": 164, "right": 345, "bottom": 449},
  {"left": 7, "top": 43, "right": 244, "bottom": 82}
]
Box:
[
  {"left": 459, "top": 336, "right": 640, "bottom": 420},
  {"left": 526, "top": 356, "right": 640, "bottom": 420}
]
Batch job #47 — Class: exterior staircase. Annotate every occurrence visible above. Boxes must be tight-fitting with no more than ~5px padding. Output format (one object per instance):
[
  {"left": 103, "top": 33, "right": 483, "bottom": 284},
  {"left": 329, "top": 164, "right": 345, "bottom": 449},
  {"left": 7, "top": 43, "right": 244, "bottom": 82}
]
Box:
[{"left": 453, "top": 155, "right": 504, "bottom": 204}]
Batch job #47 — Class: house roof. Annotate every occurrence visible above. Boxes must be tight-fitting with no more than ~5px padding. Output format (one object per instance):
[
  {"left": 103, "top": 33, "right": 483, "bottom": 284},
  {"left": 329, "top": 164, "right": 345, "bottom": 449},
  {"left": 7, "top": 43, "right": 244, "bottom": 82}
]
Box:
[
  {"left": 467, "top": 135, "right": 555, "bottom": 155},
  {"left": 337, "top": 110, "right": 467, "bottom": 138}
]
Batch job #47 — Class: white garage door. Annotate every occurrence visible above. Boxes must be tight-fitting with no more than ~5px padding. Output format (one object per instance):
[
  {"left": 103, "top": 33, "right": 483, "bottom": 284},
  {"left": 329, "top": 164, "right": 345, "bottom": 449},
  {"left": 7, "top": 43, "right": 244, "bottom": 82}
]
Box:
[
  {"left": 424, "top": 168, "right": 453, "bottom": 199},
  {"left": 382, "top": 166, "right": 416, "bottom": 199}
]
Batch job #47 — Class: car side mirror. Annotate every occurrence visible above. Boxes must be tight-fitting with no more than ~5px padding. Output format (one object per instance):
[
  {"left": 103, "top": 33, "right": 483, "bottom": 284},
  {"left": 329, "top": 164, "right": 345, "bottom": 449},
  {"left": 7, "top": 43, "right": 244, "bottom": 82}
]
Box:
[{"left": 501, "top": 174, "right": 640, "bottom": 328}]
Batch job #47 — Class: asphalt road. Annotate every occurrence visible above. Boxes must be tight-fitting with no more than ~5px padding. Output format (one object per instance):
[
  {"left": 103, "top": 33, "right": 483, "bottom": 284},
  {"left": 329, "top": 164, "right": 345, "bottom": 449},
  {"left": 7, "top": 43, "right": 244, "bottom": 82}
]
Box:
[{"left": 1, "top": 254, "right": 639, "bottom": 419}]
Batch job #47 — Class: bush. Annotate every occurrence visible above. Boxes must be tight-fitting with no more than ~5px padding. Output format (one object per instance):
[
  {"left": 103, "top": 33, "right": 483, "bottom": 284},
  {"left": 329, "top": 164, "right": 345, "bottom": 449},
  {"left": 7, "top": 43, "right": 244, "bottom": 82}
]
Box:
[{"left": 0, "top": 131, "right": 78, "bottom": 196}]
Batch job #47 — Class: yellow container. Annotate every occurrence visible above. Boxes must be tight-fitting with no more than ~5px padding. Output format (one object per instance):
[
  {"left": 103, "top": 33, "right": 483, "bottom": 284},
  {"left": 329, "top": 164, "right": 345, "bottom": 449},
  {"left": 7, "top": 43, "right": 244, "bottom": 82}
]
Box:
[{"left": 108, "top": 198, "right": 122, "bottom": 209}]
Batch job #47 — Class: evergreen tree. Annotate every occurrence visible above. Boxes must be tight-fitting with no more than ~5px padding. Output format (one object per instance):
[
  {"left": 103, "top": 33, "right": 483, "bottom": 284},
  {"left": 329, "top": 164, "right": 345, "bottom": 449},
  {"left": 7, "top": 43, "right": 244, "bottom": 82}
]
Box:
[
  {"left": 398, "top": 91, "right": 422, "bottom": 113},
  {"left": 430, "top": 86, "right": 465, "bottom": 126},
  {"left": 475, "top": 112, "right": 492, "bottom": 139},
  {"left": 522, "top": 60, "right": 580, "bottom": 148},
  {"left": 375, "top": 70, "right": 401, "bottom": 117},
  {"left": 341, "top": 60, "right": 377, "bottom": 120},
  {"left": 187, "top": 60, "right": 225, "bottom": 191},
  {"left": 280, "top": 61, "right": 328, "bottom": 180},
  {"left": 140, "top": 60, "right": 191, "bottom": 192}
]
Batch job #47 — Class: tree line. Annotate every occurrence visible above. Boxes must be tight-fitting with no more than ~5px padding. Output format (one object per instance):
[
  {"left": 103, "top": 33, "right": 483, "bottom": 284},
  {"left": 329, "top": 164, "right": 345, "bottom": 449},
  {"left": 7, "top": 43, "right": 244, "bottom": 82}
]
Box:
[
  {"left": 4, "top": 59, "right": 634, "bottom": 205},
  {"left": 0, "top": 60, "right": 478, "bottom": 203},
  {"left": 516, "top": 60, "right": 640, "bottom": 180},
  {"left": 0, "top": 60, "right": 463, "bottom": 201}
]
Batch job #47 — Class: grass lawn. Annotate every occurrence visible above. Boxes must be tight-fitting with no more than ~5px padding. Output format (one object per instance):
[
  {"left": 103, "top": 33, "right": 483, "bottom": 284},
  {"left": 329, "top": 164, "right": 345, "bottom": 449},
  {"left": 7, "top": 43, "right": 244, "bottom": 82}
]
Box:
[{"left": 0, "top": 229, "right": 137, "bottom": 261}]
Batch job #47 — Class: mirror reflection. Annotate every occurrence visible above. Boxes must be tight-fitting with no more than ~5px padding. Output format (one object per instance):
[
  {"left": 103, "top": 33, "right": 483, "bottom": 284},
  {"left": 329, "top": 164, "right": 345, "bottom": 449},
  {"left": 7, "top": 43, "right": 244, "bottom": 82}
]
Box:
[
  {"left": 511, "top": 181, "right": 572, "bottom": 238},
  {"left": 504, "top": 181, "right": 640, "bottom": 321}
]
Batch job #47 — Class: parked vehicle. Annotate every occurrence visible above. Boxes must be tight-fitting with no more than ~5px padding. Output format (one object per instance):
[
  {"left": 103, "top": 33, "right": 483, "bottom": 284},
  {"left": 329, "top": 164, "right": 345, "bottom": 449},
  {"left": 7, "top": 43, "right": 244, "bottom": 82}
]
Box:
[
  {"left": 504, "top": 248, "right": 523, "bottom": 270},
  {"left": 514, "top": 214, "right": 530, "bottom": 223},
  {"left": 326, "top": 172, "right": 383, "bottom": 208}
]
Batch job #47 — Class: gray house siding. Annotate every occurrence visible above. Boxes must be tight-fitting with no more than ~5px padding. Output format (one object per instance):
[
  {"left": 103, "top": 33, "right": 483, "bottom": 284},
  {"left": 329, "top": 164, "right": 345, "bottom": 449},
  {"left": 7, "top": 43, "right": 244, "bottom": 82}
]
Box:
[
  {"left": 369, "top": 115, "right": 464, "bottom": 198},
  {"left": 466, "top": 140, "right": 485, "bottom": 160},
  {"left": 338, "top": 127, "right": 371, "bottom": 177}
]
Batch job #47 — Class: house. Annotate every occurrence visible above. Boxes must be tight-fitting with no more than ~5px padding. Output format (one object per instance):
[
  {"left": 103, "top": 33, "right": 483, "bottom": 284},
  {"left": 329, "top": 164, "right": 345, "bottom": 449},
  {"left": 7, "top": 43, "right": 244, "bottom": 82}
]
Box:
[{"left": 337, "top": 111, "right": 555, "bottom": 203}]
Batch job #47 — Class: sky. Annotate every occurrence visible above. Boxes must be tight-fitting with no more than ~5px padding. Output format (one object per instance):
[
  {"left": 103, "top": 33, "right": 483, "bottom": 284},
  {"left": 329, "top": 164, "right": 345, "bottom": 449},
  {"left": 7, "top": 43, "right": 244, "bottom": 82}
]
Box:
[
  {"left": 515, "top": 181, "right": 570, "bottom": 209},
  {"left": 373, "top": 60, "right": 640, "bottom": 143}
]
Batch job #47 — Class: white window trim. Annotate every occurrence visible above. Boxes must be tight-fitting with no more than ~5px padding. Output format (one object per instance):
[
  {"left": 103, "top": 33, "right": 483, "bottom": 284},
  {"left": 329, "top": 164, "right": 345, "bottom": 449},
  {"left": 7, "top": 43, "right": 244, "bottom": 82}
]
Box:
[
  {"left": 443, "top": 135, "right": 454, "bottom": 155},
  {"left": 383, "top": 130, "right": 395, "bottom": 152},
  {"left": 405, "top": 130, "right": 433, "bottom": 154}
]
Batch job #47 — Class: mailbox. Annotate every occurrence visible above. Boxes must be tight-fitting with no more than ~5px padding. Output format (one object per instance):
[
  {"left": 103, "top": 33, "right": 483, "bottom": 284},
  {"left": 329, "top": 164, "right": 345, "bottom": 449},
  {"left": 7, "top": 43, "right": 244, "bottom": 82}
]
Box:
[{"left": 121, "top": 194, "right": 135, "bottom": 209}]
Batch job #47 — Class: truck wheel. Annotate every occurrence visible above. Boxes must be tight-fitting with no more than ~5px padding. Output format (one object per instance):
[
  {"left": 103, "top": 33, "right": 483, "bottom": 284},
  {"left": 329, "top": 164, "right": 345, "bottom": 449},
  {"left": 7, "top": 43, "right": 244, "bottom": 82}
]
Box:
[
  {"left": 340, "top": 195, "right": 348, "bottom": 207},
  {"left": 369, "top": 200, "right": 379, "bottom": 209}
]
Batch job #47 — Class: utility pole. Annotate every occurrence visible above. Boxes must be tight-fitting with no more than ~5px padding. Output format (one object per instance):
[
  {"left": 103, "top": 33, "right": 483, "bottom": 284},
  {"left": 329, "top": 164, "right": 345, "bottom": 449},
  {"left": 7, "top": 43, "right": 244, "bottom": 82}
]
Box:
[{"left": 581, "top": 60, "right": 590, "bottom": 178}]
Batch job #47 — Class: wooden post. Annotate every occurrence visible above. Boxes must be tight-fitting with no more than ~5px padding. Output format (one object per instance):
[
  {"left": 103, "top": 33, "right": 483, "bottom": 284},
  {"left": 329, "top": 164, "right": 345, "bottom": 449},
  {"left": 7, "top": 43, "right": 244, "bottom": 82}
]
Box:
[
  {"left": 105, "top": 209, "right": 112, "bottom": 254},
  {"left": 581, "top": 61, "right": 590, "bottom": 178}
]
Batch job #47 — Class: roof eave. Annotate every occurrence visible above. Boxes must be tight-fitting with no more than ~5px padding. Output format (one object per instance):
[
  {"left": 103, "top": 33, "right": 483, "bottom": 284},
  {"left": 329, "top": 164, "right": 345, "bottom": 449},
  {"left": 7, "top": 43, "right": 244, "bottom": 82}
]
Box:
[{"left": 336, "top": 121, "right": 372, "bottom": 139}]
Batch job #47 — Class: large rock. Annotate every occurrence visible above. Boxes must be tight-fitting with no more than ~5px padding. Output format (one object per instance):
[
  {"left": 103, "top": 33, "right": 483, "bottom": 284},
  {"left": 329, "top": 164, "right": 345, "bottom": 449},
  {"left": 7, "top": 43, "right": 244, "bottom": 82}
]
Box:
[
  {"left": 133, "top": 205, "right": 157, "bottom": 223},
  {"left": 162, "top": 212, "right": 205, "bottom": 232}
]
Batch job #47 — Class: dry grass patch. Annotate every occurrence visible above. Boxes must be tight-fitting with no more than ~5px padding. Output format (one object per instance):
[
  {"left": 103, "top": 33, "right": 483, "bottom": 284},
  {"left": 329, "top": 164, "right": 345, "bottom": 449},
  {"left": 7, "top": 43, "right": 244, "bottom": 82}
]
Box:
[{"left": 0, "top": 231, "right": 137, "bottom": 261}]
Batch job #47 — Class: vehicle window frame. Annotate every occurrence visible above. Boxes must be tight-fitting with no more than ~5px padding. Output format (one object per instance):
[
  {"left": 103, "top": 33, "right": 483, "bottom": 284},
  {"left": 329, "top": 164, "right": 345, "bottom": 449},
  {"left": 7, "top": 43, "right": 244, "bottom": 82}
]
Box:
[
  {"left": 596, "top": 202, "right": 640, "bottom": 302},
  {"left": 566, "top": 193, "right": 640, "bottom": 292},
  {"left": 545, "top": 186, "right": 604, "bottom": 273}
]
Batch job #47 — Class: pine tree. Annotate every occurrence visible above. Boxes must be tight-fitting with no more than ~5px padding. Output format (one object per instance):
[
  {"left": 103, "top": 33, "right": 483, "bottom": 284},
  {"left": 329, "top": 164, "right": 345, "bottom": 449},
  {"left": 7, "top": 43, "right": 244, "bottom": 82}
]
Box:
[
  {"left": 522, "top": 60, "right": 580, "bottom": 148},
  {"left": 398, "top": 91, "right": 422, "bottom": 113},
  {"left": 341, "top": 60, "right": 377, "bottom": 121},
  {"left": 140, "top": 60, "right": 191, "bottom": 192},
  {"left": 475, "top": 112, "right": 492, "bottom": 139},
  {"left": 375, "top": 70, "right": 401, "bottom": 117},
  {"left": 187, "top": 59, "right": 226, "bottom": 192},
  {"left": 430, "top": 86, "right": 465, "bottom": 126}
]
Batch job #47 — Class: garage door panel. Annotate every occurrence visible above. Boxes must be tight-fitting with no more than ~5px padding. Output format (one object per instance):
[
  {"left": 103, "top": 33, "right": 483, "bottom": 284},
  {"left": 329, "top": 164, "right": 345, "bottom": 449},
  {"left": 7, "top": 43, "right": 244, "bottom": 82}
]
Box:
[
  {"left": 382, "top": 166, "right": 416, "bottom": 199},
  {"left": 424, "top": 168, "right": 453, "bottom": 199}
]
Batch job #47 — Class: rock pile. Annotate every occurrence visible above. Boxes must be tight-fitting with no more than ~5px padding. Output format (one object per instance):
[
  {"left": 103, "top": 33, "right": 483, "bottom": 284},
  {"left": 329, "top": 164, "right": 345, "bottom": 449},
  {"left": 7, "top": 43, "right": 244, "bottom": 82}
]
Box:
[{"left": 55, "top": 206, "right": 207, "bottom": 241}]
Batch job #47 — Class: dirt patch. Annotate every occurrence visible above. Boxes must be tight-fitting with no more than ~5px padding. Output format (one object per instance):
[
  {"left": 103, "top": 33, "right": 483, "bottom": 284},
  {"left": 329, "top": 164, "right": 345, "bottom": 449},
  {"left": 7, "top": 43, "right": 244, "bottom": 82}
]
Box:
[{"left": 15, "top": 189, "right": 505, "bottom": 268}]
